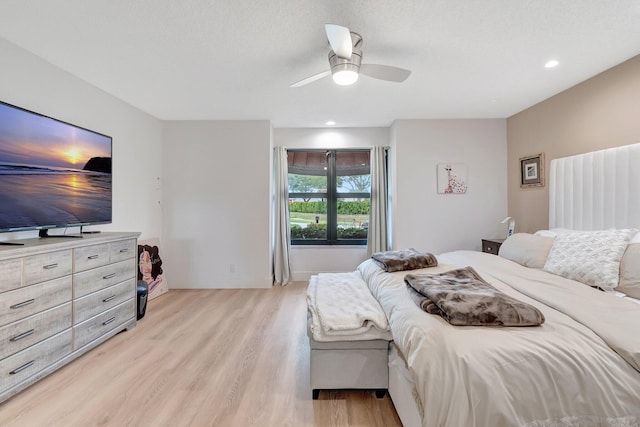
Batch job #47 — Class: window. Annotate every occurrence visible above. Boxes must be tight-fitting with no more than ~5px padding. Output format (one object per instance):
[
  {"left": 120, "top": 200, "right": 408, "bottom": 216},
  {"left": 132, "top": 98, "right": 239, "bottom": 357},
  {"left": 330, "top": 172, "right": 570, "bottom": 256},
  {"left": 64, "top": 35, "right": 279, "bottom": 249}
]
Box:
[{"left": 288, "top": 149, "right": 370, "bottom": 245}]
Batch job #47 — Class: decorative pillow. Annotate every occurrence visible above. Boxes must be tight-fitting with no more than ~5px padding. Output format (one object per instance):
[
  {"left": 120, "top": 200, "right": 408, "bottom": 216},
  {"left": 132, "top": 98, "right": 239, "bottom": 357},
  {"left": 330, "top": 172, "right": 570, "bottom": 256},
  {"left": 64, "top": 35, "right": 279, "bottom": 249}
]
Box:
[
  {"left": 618, "top": 243, "right": 640, "bottom": 299},
  {"left": 543, "top": 229, "right": 637, "bottom": 291},
  {"left": 498, "top": 233, "right": 555, "bottom": 269}
]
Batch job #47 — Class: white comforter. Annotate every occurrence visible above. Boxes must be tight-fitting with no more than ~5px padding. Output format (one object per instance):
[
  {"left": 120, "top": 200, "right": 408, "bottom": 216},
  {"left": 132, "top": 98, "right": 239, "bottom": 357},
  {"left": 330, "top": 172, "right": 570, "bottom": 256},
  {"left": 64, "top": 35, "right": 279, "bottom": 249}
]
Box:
[{"left": 358, "top": 250, "right": 640, "bottom": 427}]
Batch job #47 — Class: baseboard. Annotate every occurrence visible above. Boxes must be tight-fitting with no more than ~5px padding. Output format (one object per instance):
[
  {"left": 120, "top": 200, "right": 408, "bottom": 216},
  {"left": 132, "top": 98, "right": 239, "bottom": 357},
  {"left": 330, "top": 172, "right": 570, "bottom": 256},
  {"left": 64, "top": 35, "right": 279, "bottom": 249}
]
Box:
[{"left": 169, "top": 276, "right": 273, "bottom": 289}]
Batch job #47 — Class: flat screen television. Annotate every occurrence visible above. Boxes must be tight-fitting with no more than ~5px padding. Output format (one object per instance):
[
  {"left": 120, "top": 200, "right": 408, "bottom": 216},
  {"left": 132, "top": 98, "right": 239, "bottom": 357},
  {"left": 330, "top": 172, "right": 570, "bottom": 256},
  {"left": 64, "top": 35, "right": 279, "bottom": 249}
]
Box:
[{"left": 0, "top": 100, "right": 112, "bottom": 238}]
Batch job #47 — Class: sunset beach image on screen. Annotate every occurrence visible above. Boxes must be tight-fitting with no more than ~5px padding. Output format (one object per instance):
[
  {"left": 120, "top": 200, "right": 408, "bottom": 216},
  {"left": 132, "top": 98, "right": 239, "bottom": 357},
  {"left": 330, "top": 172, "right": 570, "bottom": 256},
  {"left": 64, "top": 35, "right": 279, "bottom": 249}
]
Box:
[{"left": 0, "top": 101, "right": 112, "bottom": 232}]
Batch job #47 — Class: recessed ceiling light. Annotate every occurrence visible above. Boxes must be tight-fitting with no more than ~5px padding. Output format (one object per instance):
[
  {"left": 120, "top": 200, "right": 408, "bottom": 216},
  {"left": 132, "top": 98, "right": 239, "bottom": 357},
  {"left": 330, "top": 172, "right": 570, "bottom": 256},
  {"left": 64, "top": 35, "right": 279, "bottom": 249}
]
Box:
[
  {"left": 325, "top": 120, "right": 336, "bottom": 126},
  {"left": 545, "top": 60, "right": 559, "bottom": 68}
]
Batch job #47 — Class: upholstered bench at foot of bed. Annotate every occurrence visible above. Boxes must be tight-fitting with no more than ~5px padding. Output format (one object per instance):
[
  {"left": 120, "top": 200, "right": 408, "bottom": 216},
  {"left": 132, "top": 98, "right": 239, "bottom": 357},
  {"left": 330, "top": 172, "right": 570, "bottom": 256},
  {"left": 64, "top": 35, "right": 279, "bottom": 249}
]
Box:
[{"left": 307, "top": 321, "right": 390, "bottom": 400}]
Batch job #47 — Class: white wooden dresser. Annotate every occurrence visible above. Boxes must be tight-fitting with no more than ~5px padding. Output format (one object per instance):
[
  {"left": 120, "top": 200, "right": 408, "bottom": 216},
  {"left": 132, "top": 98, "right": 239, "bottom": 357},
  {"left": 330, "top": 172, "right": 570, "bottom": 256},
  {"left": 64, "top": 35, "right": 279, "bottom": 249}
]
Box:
[{"left": 0, "top": 231, "right": 139, "bottom": 403}]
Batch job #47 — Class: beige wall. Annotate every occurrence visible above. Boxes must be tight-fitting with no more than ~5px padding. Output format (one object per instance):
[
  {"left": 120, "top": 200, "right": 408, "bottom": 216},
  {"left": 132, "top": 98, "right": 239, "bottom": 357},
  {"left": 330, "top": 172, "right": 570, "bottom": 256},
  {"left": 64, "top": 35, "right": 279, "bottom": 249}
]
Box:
[{"left": 507, "top": 55, "right": 640, "bottom": 233}]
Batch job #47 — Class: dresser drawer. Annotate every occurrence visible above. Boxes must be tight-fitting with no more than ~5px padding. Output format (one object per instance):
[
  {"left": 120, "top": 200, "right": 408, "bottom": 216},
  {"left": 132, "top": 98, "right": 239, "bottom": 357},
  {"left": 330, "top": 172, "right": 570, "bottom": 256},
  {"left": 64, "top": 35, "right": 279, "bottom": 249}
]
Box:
[
  {"left": 24, "top": 250, "right": 72, "bottom": 286},
  {"left": 110, "top": 239, "right": 136, "bottom": 263},
  {"left": 0, "top": 258, "right": 22, "bottom": 293},
  {"left": 0, "top": 303, "right": 72, "bottom": 360},
  {"left": 0, "top": 329, "right": 72, "bottom": 395},
  {"left": 74, "top": 244, "right": 111, "bottom": 273},
  {"left": 74, "top": 299, "right": 135, "bottom": 350},
  {"left": 74, "top": 279, "right": 135, "bottom": 324},
  {"left": 0, "top": 276, "right": 72, "bottom": 327},
  {"left": 73, "top": 258, "right": 136, "bottom": 299}
]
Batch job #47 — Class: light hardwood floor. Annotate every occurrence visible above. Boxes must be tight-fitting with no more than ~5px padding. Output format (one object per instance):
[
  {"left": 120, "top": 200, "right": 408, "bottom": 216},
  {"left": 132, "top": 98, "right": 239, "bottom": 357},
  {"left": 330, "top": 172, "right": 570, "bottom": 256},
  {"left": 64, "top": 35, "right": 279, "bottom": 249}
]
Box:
[{"left": 0, "top": 283, "right": 402, "bottom": 427}]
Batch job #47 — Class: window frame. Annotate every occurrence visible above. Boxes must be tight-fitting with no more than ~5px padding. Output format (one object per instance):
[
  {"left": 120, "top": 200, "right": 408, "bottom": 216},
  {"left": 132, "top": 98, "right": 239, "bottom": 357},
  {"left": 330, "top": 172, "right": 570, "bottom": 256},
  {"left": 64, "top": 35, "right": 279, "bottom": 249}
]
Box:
[{"left": 288, "top": 148, "right": 370, "bottom": 246}]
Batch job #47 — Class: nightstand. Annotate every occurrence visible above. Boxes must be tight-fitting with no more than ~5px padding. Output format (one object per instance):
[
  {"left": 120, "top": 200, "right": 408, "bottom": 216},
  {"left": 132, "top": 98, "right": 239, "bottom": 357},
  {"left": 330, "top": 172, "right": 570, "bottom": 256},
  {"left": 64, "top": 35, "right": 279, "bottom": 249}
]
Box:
[{"left": 482, "top": 238, "right": 505, "bottom": 255}]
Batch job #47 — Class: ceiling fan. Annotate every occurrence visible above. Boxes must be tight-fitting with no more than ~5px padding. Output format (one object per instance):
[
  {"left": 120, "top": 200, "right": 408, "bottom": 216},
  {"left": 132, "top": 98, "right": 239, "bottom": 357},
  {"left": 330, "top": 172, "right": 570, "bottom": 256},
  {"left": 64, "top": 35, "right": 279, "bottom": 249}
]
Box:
[{"left": 290, "top": 24, "right": 412, "bottom": 87}]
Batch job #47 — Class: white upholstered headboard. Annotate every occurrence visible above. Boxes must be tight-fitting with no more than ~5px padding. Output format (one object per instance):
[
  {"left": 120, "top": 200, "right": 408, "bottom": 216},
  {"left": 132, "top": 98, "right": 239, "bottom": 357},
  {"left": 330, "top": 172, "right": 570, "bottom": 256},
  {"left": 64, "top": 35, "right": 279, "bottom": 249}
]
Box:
[{"left": 549, "top": 143, "right": 640, "bottom": 230}]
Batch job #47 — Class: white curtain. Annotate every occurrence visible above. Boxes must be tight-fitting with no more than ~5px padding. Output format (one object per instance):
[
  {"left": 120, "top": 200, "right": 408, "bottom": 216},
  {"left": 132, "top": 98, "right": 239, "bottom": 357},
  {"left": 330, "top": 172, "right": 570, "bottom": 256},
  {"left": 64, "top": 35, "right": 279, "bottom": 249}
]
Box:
[
  {"left": 367, "top": 146, "right": 389, "bottom": 257},
  {"left": 273, "top": 146, "right": 292, "bottom": 285}
]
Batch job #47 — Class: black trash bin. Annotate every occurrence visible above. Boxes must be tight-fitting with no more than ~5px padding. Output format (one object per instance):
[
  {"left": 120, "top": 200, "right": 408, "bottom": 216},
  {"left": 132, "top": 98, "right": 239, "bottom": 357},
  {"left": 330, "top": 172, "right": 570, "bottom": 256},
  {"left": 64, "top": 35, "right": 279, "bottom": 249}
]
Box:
[{"left": 137, "top": 281, "right": 148, "bottom": 320}]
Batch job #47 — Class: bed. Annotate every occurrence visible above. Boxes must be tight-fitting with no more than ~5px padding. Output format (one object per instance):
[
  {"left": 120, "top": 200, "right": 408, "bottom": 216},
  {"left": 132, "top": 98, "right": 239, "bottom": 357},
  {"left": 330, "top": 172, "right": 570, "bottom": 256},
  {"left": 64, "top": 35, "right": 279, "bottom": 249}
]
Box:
[{"left": 360, "top": 144, "right": 640, "bottom": 427}]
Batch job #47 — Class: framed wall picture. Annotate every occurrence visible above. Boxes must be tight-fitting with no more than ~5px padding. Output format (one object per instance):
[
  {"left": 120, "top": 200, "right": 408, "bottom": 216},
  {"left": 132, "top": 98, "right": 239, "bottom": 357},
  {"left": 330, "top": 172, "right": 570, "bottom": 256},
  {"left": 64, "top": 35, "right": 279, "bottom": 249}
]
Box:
[
  {"left": 437, "top": 163, "right": 468, "bottom": 194},
  {"left": 520, "top": 153, "right": 544, "bottom": 188}
]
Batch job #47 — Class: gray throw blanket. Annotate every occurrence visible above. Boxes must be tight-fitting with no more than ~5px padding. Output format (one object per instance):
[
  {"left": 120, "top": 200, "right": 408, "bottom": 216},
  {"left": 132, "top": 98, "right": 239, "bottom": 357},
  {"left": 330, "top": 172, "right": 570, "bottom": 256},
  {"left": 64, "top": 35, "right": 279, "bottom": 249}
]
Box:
[
  {"left": 405, "top": 267, "right": 545, "bottom": 326},
  {"left": 371, "top": 249, "right": 438, "bottom": 272}
]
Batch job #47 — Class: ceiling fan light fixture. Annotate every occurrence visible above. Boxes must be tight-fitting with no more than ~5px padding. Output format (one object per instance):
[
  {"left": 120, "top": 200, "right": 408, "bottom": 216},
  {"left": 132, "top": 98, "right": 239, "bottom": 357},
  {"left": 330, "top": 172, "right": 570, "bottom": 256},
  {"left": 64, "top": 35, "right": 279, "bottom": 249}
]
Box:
[
  {"left": 290, "top": 25, "right": 411, "bottom": 88},
  {"left": 333, "top": 69, "right": 359, "bottom": 85},
  {"left": 329, "top": 47, "right": 361, "bottom": 86}
]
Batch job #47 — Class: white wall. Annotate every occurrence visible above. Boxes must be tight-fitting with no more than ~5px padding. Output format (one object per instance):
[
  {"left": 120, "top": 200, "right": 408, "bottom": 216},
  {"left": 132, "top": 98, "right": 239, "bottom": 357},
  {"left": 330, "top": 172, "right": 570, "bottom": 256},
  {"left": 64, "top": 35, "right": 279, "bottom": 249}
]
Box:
[
  {"left": 274, "top": 124, "right": 508, "bottom": 279},
  {"left": 0, "top": 38, "right": 508, "bottom": 284},
  {"left": 162, "top": 121, "right": 272, "bottom": 288},
  {"left": 0, "top": 39, "right": 163, "bottom": 242},
  {"left": 392, "top": 119, "right": 508, "bottom": 253},
  {"left": 274, "top": 127, "right": 390, "bottom": 280}
]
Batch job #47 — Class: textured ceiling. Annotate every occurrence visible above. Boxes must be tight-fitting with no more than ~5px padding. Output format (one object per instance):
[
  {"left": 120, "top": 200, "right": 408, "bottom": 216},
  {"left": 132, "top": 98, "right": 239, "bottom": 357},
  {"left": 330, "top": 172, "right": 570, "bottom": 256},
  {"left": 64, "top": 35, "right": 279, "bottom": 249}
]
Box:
[{"left": 1, "top": 0, "right": 639, "bottom": 127}]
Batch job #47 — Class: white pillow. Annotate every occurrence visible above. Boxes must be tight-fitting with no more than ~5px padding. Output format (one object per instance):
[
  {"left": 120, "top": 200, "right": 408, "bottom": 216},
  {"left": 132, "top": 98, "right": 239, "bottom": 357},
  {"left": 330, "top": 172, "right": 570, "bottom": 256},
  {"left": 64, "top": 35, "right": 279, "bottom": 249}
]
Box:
[
  {"left": 618, "top": 243, "right": 640, "bottom": 299},
  {"left": 534, "top": 228, "right": 575, "bottom": 238},
  {"left": 543, "top": 228, "right": 637, "bottom": 291},
  {"left": 534, "top": 230, "right": 557, "bottom": 238},
  {"left": 498, "top": 233, "right": 555, "bottom": 269}
]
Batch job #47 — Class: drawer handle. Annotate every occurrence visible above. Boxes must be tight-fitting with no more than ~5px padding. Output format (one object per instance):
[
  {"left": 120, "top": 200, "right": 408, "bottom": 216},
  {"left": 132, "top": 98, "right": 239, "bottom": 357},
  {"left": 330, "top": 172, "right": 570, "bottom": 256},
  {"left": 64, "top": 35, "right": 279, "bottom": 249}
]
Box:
[
  {"left": 119, "top": 248, "right": 129, "bottom": 253},
  {"left": 103, "top": 273, "right": 117, "bottom": 280},
  {"left": 103, "top": 295, "right": 116, "bottom": 303},
  {"left": 103, "top": 316, "right": 116, "bottom": 326},
  {"left": 10, "top": 329, "right": 35, "bottom": 342},
  {"left": 10, "top": 360, "right": 35, "bottom": 375},
  {"left": 43, "top": 263, "right": 58, "bottom": 270},
  {"left": 87, "top": 254, "right": 100, "bottom": 260},
  {"left": 10, "top": 299, "right": 35, "bottom": 309}
]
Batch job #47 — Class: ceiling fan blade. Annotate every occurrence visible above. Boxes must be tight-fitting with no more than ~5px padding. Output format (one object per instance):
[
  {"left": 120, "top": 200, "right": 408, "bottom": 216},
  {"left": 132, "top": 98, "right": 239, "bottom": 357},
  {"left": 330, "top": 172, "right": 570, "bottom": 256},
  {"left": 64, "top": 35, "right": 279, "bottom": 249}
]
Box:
[
  {"left": 360, "top": 64, "right": 411, "bottom": 82},
  {"left": 290, "top": 70, "right": 331, "bottom": 88},
  {"left": 325, "top": 24, "right": 352, "bottom": 59}
]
